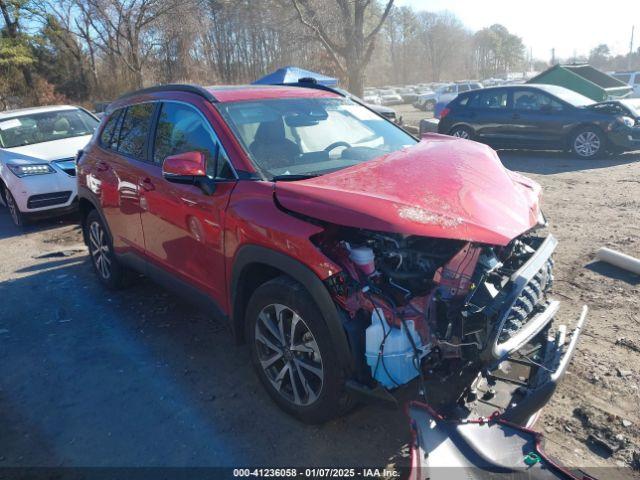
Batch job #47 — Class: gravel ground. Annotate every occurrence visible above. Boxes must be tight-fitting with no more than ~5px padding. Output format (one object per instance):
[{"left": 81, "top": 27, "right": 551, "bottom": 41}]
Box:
[{"left": 0, "top": 145, "right": 639, "bottom": 475}]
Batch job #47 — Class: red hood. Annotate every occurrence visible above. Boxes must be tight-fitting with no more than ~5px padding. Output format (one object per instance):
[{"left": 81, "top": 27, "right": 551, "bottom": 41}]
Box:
[{"left": 274, "top": 135, "right": 542, "bottom": 246}]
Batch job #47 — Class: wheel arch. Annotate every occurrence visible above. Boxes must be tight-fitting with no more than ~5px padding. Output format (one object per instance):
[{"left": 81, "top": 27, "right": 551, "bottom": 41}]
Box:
[
  {"left": 77, "top": 187, "right": 114, "bottom": 246},
  {"left": 567, "top": 122, "right": 608, "bottom": 149},
  {"left": 230, "top": 245, "right": 353, "bottom": 373}
]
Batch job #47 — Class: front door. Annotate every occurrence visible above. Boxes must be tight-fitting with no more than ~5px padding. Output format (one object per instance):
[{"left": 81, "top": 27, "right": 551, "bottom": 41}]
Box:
[
  {"left": 506, "top": 89, "right": 572, "bottom": 148},
  {"left": 139, "top": 100, "right": 237, "bottom": 307}
]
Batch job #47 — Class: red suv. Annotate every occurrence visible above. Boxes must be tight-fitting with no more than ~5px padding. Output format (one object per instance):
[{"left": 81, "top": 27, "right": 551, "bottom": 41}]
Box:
[{"left": 77, "top": 83, "right": 585, "bottom": 426}]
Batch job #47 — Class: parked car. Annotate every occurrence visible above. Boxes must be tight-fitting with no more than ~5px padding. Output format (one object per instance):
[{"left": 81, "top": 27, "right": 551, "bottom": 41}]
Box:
[
  {"left": 362, "top": 93, "right": 382, "bottom": 105},
  {"left": 0, "top": 105, "right": 99, "bottom": 226},
  {"left": 395, "top": 87, "right": 418, "bottom": 104},
  {"left": 415, "top": 82, "right": 483, "bottom": 111},
  {"left": 611, "top": 71, "right": 640, "bottom": 98},
  {"left": 438, "top": 84, "right": 640, "bottom": 158},
  {"left": 366, "top": 103, "right": 401, "bottom": 125},
  {"left": 377, "top": 89, "right": 403, "bottom": 105},
  {"left": 78, "top": 83, "right": 584, "bottom": 428}
]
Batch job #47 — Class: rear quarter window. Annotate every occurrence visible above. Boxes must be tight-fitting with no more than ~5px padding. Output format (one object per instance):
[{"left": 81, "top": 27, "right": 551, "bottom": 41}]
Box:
[{"left": 99, "top": 109, "right": 123, "bottom": 148}]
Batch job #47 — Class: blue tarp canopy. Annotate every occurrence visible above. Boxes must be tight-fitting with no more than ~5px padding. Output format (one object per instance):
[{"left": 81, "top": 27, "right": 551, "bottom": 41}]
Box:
[{"left": 253, "top": 66, "right": 338, "bottom": 87}]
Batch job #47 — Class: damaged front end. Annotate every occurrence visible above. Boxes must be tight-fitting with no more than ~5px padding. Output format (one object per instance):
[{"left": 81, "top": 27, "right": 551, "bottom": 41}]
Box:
[{"left": 316, "top": 224, "right": 587, "bottom": 431}]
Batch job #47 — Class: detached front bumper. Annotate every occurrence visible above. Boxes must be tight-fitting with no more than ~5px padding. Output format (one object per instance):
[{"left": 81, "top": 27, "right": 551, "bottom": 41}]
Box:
[{"left": 409, "top": 305, "right": 589, "bottom": 476}]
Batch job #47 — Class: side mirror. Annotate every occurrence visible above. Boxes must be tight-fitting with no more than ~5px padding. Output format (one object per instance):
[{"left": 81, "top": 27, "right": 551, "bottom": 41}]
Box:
[{"left": 162, "top": 150, "right": 216, "bottom": 195}]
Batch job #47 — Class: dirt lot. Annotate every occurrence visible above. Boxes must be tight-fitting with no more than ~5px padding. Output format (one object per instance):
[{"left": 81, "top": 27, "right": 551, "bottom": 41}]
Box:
[{"left": 0, "top": 141, "right": 639, "bottom": 474}]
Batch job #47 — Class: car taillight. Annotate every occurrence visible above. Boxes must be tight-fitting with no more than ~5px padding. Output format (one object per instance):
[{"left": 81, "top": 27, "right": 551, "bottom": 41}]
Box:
[{"left": 439, "top": 107, "right": 450, "bottom": 119}]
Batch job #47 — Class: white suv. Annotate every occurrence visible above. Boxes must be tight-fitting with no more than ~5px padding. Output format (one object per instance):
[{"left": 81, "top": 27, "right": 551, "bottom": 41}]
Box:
[
  {"left": 0, "top": 105, "right": 99, "bottom": 226},
  {"left": 415, "top": 82, "right": 483, "bottom": 110},
  {"left": 612, "top": 72, "right": 640, "bottom": 98}
]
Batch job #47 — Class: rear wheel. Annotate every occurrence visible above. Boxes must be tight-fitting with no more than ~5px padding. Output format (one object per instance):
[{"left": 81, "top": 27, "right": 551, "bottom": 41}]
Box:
[
  {"left": 449, "top": 125, "right": 474, "bottom": 140},
  {"left": 246, "top": 276, "right": 351, "bottom": 423},
  {"left": 84, "top": 209, "right": 131, "bottom": 289},
  {"left": 425, "top": 99, "right": 436, "bottom": 111},
  {"left": 571, "top": 127, "right": 605, "bottom": 159}
]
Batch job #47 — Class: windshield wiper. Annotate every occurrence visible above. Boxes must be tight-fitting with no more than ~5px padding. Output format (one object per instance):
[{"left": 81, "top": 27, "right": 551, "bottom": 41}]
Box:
[{"left": 271, "top": 174, "right": 319, "bottom": 181}]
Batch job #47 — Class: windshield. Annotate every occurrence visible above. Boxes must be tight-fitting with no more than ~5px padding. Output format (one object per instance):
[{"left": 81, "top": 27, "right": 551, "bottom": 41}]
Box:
[
  {"left": 219, "top": 97, "right": 416, "bottom": 179},
  {"left": 0, "top": 108, "right": 98, "bottom": 148},
  {"left": 621, "top": 99, "right": 640, "bottom": 116}
]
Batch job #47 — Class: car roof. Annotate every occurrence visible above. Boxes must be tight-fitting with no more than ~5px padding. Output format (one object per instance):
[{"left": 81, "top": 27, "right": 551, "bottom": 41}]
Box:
[
  {"left": 460, "top": 83, "right": 571, "bottom": 95},
  {"left": 205, "top": 84, "right": 342, "bottom": 103},
  {"left": 0, "top": 105, "right": 80, "bottom": 120}
]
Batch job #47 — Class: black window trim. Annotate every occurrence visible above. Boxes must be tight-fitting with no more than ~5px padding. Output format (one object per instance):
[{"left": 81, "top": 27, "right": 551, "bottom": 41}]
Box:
[{"left": 150, "top": 99, "right": 239, "bottom": 181}]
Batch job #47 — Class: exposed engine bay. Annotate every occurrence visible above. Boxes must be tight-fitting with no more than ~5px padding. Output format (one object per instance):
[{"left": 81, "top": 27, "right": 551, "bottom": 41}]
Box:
[{"left": 317, "top": 225, "right": 584, "bottom": 424}]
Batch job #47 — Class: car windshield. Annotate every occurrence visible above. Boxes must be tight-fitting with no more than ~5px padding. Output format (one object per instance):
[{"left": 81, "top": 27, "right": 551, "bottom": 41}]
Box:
[
  {"left": 219, "top": 97, "right": 417, "bottom": 179},
  {"left": 0, "top": 108, "right": 98, "bottom": 148},
  {"left": 541, "top": 86, "right": 594, "bottom": 107},
  {"left": 621, "top": 99, "right": 640, "bottom": 116}
]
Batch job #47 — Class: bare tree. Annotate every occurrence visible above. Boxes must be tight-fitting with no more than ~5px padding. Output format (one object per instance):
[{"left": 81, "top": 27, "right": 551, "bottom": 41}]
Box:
[
  {"left": 79, "top": 0, "right": 179, "bottom": 89},
  {"left": 291, "top": 0, "right": 394, "bottom": 96}
]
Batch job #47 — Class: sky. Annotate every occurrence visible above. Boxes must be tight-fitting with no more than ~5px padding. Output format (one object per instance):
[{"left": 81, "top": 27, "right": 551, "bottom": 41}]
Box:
[{"left": 395, "top": 0, "right": 639, "bottom": 61}]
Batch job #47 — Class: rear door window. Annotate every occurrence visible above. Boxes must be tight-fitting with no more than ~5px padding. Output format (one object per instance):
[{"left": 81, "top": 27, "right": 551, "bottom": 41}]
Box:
[
  {"left": 117, "top": 103, "right": 155, "bottom": 160},
  {"left": 468, "top": 90, "right": 508, "bottom": 109}
]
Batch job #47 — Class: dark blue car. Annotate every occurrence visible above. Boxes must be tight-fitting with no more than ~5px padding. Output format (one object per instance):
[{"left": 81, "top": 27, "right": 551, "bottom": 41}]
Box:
[{"left": 434, "top": 84, "right": 640, "bottom": 158}]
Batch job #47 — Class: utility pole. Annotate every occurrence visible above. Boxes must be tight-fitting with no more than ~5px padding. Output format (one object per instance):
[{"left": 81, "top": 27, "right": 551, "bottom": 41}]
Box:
[
  {"left": 629, "top": 26, "right": 635, "bottom": 70},
  {"left": 551, "top": 48, "right": 555, "bottom": 65}
]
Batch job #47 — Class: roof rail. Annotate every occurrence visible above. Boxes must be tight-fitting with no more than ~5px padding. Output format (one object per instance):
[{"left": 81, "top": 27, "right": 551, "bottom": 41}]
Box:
[
  {"left": 115, "top": 83, "right": 217, "bottom": 103},
  {"left": 279, "top": 79, "right": 348, "bottom": 98}
]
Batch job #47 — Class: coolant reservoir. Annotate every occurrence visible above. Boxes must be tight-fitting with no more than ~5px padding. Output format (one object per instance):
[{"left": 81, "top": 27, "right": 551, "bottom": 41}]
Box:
[{"left": 365, "top": 308, "right": 423, "bottom": 389}]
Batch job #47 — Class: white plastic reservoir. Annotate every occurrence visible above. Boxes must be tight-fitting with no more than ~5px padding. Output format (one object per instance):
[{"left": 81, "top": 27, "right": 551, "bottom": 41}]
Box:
[{"left": 365, "top": 308, "right": 423, "bottom": 389}]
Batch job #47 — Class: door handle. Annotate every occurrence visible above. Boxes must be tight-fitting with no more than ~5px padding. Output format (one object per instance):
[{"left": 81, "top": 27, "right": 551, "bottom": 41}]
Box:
[
  {"left": 140, "top": 177, "right": 155, "bottom": 192},
  {"left": 96, "top": 161, "right": 109, "bottom": 172},
  {"left": 180, "top": 197, "right": 197, "bottom": 206},
  {"left": 512, "top": 113, "right": 521, "bottom": 119}
]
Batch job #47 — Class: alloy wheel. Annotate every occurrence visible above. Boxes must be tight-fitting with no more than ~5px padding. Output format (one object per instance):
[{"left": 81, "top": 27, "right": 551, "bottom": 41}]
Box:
[
  {"left": 89, "top": 220, "right": 111, "bottom": 280},
  {"left": 452, "top": 129, "right": 470, "bottom": 139},
  {"left": 254, "top": 303, "right": 324, "bottom": 406},
  {"left": 574, "top": 131, "right": 601, "bottom": 158},
  {"left": 5, "top": 190, "right": 20, "bottom": 225}
]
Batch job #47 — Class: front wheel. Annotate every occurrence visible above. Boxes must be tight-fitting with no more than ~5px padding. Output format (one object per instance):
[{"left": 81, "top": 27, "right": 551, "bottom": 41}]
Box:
[
  {"left": 4, "top": 186, "right": 24, "bottom": 227},
  {"left": 571, "top": 127, "right": 605, "bottom": 159},
  {"left": 245, "top": 276, "right": 351, "bottom": 423}
]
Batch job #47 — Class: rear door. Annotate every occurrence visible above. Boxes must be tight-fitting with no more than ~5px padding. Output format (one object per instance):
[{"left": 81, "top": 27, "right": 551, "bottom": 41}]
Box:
[
  {"left": 464, "top": 88, "right": 511, "bottom": 144},
  {"left": 95, "top": 103, "right": 155, "bottom": 255},
  {"left": 139, "top": 100, "right": 237, "bottom": 306}
]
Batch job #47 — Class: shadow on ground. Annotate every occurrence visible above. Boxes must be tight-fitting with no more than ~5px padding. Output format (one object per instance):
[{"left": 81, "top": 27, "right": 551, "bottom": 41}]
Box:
[
  {"left": 584, "top": 261, "right": 640, "bottom": 286},
  {"left": 498, "top": 150, "right": 640, "bottom": 175},
  {"left": 0, "top": 255, "right": 411, "bottom": 468},
  {"left": 0, "top": 208, "right": 80, "bottom": 241}
]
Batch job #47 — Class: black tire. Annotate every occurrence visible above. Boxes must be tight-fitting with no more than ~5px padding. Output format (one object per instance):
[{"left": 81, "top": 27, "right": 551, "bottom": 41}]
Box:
[
  {"left": 425, "top": 99, "right": 436, "bottom": 111},
  {"left": 84, "top": 209, "right": 131, "bottom": 289},
  {"left": 449, "top": 125, "right": 474, "bottom": 140},
  {"left": 4, "top": 186, "right": 25, "bottom": 227},
  {"left": 570, "top": 126, "right": 606, "bottom": 159},
  {"left": 245, "top": 275, "right": 351, "bottom": 423}
]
